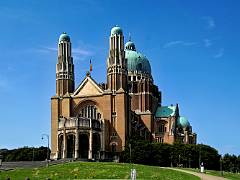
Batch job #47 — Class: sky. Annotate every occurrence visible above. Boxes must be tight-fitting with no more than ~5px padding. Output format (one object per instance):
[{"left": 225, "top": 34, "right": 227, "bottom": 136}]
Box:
[{"left": 0, "top": 0, "right": 240, "bottom": 155}]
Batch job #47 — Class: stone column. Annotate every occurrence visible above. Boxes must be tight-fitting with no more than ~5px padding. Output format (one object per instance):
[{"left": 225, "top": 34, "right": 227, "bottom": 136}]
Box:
[
  {"left": 102, "top": 120, "right": 105, "bottom": 151},
  {"left": 75, "top": 131, "right": 79, "bottom": 159},
  {"left": 184, "top": 130, "right": 189, "bottom": 144},
  {"left": 56, "top": 133, "right": 59, "bottom": 159},
  {"left": 99, "top": 131, "right": 104, "bottom": 160},
  {"left": 90, "top": 118, "right": 92, "bottom": 128},
  {"left": 100, "top": 132, "right": 103, "bottom": 151},
  {"left": 63, "top": 131, "right": 67, "bottom": 158},
  {"left": 88, "top": 130, "right": 93, "bottom": 159}
]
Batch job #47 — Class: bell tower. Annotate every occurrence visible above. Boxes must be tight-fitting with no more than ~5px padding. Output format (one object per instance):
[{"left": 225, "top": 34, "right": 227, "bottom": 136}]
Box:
[
  {"left": 107, "top": 26, "right": 128, "bottom": 92},
  {"left": 106, "top": 26, "right": 130, "bottom": 153},
  {"left": 56, "top": 32, "right": 75, "bottom": 96}
]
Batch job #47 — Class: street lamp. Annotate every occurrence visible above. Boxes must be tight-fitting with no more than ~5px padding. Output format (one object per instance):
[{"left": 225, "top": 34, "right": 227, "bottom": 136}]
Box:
[
  {"left": 188, "top": 153, "right": 191, "bottom": 168},
  {"left": 178, "top": 154, "right": 181, "bottom": 167},
  {"left": 129, "top": 143, "right": 136, "bottom": 180},
  {"left": 220, "top": 156, "right": 223, "bottom": 176},
  {"left": 0, "top": 154, "right": 2, "bottom": 167},
  {"left": 41, "top": 134, "right": 49, "bottom": 166},
  {"left": 199, "top": 144, "right": 201, "bottom": 171},
  {"left": 32, "top": 147, "right": 35, "bottom": 161},
  {"left": 129, "top": 143, "right": 131, "bottom": 164}
]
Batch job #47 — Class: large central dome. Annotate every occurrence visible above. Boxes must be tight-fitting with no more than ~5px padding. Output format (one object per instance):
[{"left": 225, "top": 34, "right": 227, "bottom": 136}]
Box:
[{"left": 125, "top": 41, "right": 151, "bottom": 75}]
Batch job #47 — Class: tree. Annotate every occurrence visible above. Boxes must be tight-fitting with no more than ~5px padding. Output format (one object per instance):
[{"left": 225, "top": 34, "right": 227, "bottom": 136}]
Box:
[
  {"left": 120, "top": 138, "right": 221, "bottom": 171},
  {"left": 1, "top": 146, "right": 50, "bottom": 162}
]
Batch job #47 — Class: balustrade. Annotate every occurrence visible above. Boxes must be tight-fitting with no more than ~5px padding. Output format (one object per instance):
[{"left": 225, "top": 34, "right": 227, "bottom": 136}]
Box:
[{"left": 58, "top": 117, "right": 101, "bottom": 131}]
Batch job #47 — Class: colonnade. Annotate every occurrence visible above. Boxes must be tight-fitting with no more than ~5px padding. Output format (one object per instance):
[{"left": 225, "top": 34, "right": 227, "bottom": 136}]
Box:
[{"left": 58, "top": 128, "right": 104, "bottom": 159}]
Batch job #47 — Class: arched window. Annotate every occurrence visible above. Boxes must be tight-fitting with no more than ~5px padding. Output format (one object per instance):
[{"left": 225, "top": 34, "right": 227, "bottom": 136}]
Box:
[
  {"left": 80, "top": 105, "right": 101, "bottom": 120},
  {"left": 133, "top": 76, "right": 136, "bottom": 81},
  {"left": 159, "top": 124, "right": 165, "bottom": 133}
]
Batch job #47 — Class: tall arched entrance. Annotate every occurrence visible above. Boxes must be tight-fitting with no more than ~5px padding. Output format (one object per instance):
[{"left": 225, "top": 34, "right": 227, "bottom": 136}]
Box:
[
  {"left": 92, "top": 133, "right": 101, "bottom": 159},
  {"left": 58, "top": 135, "right": 63, "bottom": 159},
  {"left": 79, "top": 134, "right": 89, "bottom": 158},
  {"left": 67, "top": 134, "right": 75, "bottom": 158}
]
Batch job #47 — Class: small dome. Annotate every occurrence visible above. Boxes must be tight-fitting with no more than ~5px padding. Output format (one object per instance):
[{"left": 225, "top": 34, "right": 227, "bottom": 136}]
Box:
[
  {"left": 177, "top": 116, "right": 190, "bottom": 129},
  {"left": 59, "top": 32, "right": 70, "bottom": 42},
  {"left": 125, "top": 42, "right": 151, "bottom": 75},
  {"left": 111, "top": 26, "right": 123, "bottom": 36},
  {"left": 125, "top": 41, "right": 136, "bottom": 51}
]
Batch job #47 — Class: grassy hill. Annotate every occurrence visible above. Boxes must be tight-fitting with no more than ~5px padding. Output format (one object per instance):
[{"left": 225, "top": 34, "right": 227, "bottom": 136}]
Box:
[{"left": 0, "top": 162, "right": 200, "bottom": 179}]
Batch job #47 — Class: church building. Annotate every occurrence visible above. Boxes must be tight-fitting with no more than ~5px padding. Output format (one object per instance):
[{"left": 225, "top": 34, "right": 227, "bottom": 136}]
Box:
[{"left": 50, "top": 26, "right": 197, "bottom": 160}]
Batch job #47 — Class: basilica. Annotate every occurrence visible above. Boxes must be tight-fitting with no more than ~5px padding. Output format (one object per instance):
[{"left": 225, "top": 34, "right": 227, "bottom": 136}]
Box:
[{"left": 50, "top": 26, "right": 197, "bottom": 160}]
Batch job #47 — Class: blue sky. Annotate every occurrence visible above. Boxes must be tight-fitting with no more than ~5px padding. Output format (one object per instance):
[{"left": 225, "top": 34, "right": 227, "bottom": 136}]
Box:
[{"left": 0, "top": 0, "right": 239, "bottom": 155}]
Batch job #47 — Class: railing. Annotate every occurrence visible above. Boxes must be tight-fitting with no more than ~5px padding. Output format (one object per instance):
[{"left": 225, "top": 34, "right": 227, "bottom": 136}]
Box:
[{"left": 58, "top": 117, "right": 101, "bottom": 131}]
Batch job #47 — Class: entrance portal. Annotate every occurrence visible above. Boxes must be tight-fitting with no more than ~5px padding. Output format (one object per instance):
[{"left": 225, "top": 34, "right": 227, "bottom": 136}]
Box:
[
  {"left": 67, "top": 134, "right": 75, "bottom": 158},
  {"left": 92, "top": 133, "right": 101, "bottom": 159},
  {"left": 58, "top": 135, "right": 63, "bottom": 159},
  {"left": 79, "top": 134, "right": 89, "bottom": 158}
]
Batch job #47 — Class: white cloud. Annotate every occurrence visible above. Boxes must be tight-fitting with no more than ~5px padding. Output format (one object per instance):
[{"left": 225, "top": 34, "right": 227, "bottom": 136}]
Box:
[
  {"left": 44, "top": 47, "right": 57, "bottom": 52},
  {"left": 31, "top": 47, "right": 57, "bottom": 54},
  {"left": 203, "top": 16, "right": 216, "bottom": 29},
  {"left": 214, "top": 48, "right": 224, "bottom": 58},
  {"left": 203, "top": 39, "right": 212, "bottom": 48},
  {"left": 38, "top": 46, "right": 94, "bottom": 61},
  {"left": 72, "top": 47, "right": 93, "bottom": 56},
  {"left": 163, "top": 41, "right": 197, "bottom": 48},
  {"left": 72, "top": 47, "right": 93, "bottom": 61}
]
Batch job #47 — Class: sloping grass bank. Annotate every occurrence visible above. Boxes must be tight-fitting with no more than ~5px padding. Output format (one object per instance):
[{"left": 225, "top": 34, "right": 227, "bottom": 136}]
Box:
[{"left": 0, "top": 162, "right": 200, "bottom": 179}]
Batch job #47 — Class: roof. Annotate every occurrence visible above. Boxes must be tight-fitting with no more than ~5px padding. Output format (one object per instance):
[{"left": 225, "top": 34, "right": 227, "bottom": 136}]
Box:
[
  {"left": 73, "top": 73, "right": 103, "bottom": 96},
  {"left": 125, "top": 47, "right": 151, "bottom": 75},
  {"left": 155, "top": 105, "right": 177, "bottom": 118},
  {"left": 125, "top": 41, "right": 136, "bottom": 51},
  {"left": 177, "top": 116, "right": 190, "bottom": 128},
  {"left": 59, "top": 32, "right": 70, "bottom": 42},
  {"left": 111, "top": 26, "right": 123, "bottom": 36}
]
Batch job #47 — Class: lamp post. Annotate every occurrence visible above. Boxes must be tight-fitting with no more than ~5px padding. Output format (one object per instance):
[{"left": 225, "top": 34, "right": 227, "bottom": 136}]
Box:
[
  {"left": 129, "top": 143, "right": 136, "bottom": 180},
  {"left": 170, "top": 154, "right": 173, "bottom": 167},
  {"left": 129, "top": 143, "right": 131, "bottom": 164},
  {"left": 42, "top": 134, "right": 49, "bottom": 166},
  {"left": 0, "top": 154, "right": 2, "bottom": 167},
  {"left": 220, "top": 156, "right": 223, "bottom": 176},
  {"left": 199, "top": 144, "right": 201, "bottom": 171},
  {"left": 188, "top": 153, "right": 191, "bottom": 168},
  {"left": 178, "top": 154, "right": 181, "bottom": 167},
  {"left": 32, "top": 147, "right": 35, "bottom": 161}
]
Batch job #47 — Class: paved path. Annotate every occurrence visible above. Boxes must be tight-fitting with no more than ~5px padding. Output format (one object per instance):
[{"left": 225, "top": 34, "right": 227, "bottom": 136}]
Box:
[{"left": 164, "top": 168, "right": 228, "bottom": 180}]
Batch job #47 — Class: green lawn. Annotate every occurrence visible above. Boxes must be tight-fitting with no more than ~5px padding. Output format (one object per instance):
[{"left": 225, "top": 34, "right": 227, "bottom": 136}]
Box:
[
  {"left": 183, "top": 168, "right": 240, "bottom": 180},
  {"left": 0, "top": 162, "right": 200, "bottom": 180}
]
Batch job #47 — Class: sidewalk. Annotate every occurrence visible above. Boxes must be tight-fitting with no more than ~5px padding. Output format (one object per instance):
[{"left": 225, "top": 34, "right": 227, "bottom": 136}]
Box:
[{"left": 164, "top": 168, "right": 228, "bottom": 180}]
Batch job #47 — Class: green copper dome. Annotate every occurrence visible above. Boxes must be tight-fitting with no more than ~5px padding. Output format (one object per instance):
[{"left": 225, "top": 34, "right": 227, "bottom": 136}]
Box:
[
  {"left": 59, "top": 32, "right": 70, "bottom": 42},
  {"left": 155, "top": 105, "right": 177, "bottom": 118},
  {"left": 111, "top": 26, "right": 123, "bottom": 36},
  {"left": 125, "top": 41, "right": 136, "bottom": 51},
  {"left": 125, "top": 41, "right": 151, "bottom": 75},
  {"left": 177, "top": 116, "right": 190, "bottom": 129}
]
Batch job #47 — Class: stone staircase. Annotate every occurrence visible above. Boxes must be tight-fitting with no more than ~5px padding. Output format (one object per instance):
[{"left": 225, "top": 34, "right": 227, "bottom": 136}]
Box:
[{"left": 0, "top": 158, "right": 91, "bottom": 170}]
